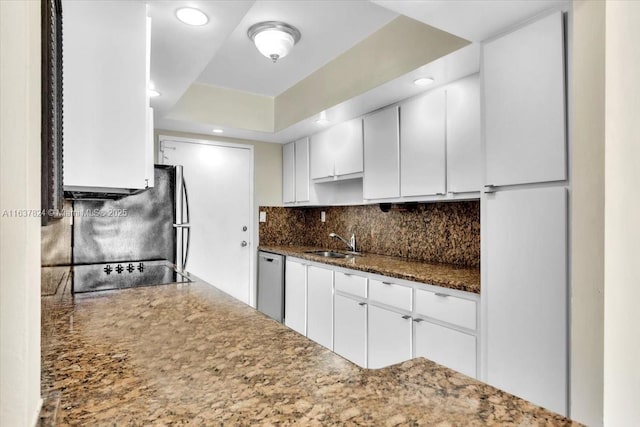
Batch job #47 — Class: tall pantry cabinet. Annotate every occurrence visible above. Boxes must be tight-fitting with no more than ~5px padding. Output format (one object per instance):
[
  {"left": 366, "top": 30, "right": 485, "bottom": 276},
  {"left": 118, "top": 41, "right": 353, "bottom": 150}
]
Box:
[{"left": 482, "top": 11, "right": 569, "bottom": 416}]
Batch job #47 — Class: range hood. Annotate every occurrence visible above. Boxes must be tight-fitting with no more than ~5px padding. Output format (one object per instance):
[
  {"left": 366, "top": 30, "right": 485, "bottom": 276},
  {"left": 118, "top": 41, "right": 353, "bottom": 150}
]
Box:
[{"left": 64, "top": 185, "right": 148, "bottom": 200}]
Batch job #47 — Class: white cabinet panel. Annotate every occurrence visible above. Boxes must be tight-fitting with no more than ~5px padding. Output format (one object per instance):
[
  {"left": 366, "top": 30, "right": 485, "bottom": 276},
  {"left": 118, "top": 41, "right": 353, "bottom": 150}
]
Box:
[
  {"left": 414, "top": 320, "right": 476, "bottom": 378},
  {"left": 333, "top": 119, "right": 363, "bottom": 177},
  {"left": 486, "top": 187, "right": 568, "bottom": 415},
  {"left": 363, "top": 106, "right": 400, "bottom": 199},
  {"left": 310, "top": 119, "right": 363, "bottom": 180},
  {"left": 294, "top": 138, "right": 310, "bottom": 202},
  {"left": 369, "top": 279, "right": 412, "bottom": 311},
  {"left": 400, "top": 89, "right": 446, "bottom": 196},
  {"left": 63, "top": 1, "right": 149, "bottom": 190},
  {"left": 414, "top": 289, "right": 477, "bottom": 331},
  {"left": 334, "top": 294, "right": 367, "bottom": 367},
  {"left": 446, "top": 74, "right": 481, "bottom": 193},
  {"left": 335, "top": 271, "right": 367, "bottom": 298},
  {"left": 368, "top": 305, "right": 412, "bottom": 369},
  {"left": 282, "top": 142, "right": 295, "bottom": 204},
  {"left": 284, "top": 260, "right": 306, "bottom": 335},
  {"left": 307, "top": 265, "right": 334, "bottom": 350},
  {"left": 484, "top": 12, "right": 566, "bottom": 186}
]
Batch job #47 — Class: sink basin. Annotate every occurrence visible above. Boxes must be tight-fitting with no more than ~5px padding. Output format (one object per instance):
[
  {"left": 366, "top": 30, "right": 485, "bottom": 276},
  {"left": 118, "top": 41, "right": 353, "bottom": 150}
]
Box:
[{"left": 305, "top": 250, "right": 354, "bottom": 259}]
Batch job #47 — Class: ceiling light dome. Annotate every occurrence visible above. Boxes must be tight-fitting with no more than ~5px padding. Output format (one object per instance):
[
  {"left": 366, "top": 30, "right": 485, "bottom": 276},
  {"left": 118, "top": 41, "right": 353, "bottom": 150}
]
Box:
[
  {"left": 248, "top": 21, "right": 301, "bottom": 63},
  {"left": 176, "top": 7, "right": 208, "bottom": 26}
]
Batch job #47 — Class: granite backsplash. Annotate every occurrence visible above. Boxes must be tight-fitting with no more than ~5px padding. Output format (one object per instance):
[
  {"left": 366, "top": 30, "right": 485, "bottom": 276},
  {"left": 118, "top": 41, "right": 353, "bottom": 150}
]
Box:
[{"left": 258, "top": 201, "right": 480, "bottom": 268}]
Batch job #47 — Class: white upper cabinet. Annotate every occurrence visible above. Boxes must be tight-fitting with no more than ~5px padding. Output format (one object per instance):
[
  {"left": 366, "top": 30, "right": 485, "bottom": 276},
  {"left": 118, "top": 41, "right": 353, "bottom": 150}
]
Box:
[
  {"left": 446, "top": 74, "right": 482, "bottom": 193},
  {"left": 282, "top": 142, "right": 295, "bottom": 204},
  {"left": 282, "top": 138, "right": 310, "bottom": 204},
  {"left": 483, "top": 12, "right": 566, "bottom": 186},
  {"left": 400, "top": 89, "right": 446, "bottom": 197},
  {"left": 294, "top": 138, "right": 310, "bottom": 202},
  {"left": 63, "top": 1, "right": 152, "bottom": 191},
  {"left": 310, "top": 119, "right": 363, "bottom": 180},
  {"left": 363, "top": 106, "right": 400, "bottom": 200}
]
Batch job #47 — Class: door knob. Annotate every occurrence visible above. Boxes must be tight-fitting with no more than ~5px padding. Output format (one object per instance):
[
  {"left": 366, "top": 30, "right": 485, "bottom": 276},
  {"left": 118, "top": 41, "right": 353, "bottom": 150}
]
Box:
[
  {"left": 242, "top": 225, "right": 248, "bottom": 231},
  {"left": 241, "top": 241, "right": 248, "bottom": 247}
]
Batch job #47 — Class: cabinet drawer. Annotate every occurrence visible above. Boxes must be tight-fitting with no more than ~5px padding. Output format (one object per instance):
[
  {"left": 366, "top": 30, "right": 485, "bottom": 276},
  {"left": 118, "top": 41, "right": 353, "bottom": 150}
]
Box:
[
  {"left": 335, "top": 271, "right": 367, "bottom": 298},
  {"left": 415, "top": 288, "right": 476, "bottom": 330},
  {"left": 369, "top": 279, "right": 412, "bottom": 311},
  {"left": 414, "top": 320, "right": 476, "bottom": 378}
]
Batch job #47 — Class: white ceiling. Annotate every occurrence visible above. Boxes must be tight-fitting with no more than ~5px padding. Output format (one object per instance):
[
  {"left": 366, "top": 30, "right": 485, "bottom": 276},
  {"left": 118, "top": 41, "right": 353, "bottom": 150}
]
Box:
[
  {"left": 148, "top": 1, "right": 254, "bottom": 118},
  {"left": 152, "top": 0, "right": 570, "bottom": 143},
  {"left": 371, "top": 0, "right": 569, "bottom": 42},
  {"left": 196, "top": 1, "right": 397, "bottom": 96},
  {"left": 156, "top": 43, "right": 480, "bottom": 143}
]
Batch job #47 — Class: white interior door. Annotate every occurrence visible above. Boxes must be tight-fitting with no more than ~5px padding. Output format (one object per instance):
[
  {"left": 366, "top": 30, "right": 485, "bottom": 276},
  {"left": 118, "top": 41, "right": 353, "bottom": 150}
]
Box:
[{"left": 161, "top": 138, "right": 253, "bottom": 305}]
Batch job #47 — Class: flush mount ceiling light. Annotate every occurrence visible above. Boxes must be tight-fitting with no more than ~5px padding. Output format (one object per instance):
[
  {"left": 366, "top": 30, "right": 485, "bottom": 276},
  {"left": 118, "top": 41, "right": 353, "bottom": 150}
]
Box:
[
  {"left": 176, "top": 7, "right": 209, "bottom": 26},
  {"left": 414, "top": 77, "right": 435, "bottom": 86},
  {"left": 247, "top": 21, "right": 301, "bottom": 63},
  {"left": 212, "top": 129, "right": 224, "bottom": 134}
]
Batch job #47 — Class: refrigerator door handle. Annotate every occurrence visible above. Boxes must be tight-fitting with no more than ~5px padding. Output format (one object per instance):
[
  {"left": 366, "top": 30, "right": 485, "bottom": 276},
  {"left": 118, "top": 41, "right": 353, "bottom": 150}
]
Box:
[{"left": 182, "top": 174, "right": 191, "bottom": 270}]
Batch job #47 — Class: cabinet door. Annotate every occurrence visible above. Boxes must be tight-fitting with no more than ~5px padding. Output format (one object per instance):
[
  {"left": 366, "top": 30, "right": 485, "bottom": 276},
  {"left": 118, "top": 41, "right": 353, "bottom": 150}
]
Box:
[
  {"left": 282, "top": 142, "right": 295, "bottom": 204},
  {"left": 306, "top": 265, "right": 333, "bottom": 350},
  {"left": 414, "top": 320, "right": 476, "bottom": 378},
  {"left": 333, "top": 119, "right": 363, "bottom": 176},
  {"left": 446, "top": 74, "right": 481, "bottom": 193},
  {"left": 484, "top": 12, "right": 566, "bottom": 186},
  {"left": 368, "top": 305, "right": 412, "bottom": 369},
  {"left": 294, "top": 138, "right": 309, "bottom": 202},
  {"left": 485, "top": 187, "right": 567, "bottom": 415},
  {"left": 363, "top": 106, "right": 400, "bottom": 199},
  {"left": 334, "top": 295, "right": 367, "bottom": 367},
  {"left": 400, "top": 90, "right": 446, "bottom": 196},
  {"left": 284, "top": 260, "right": 306, "bottom": 335},
  {"left": 310, "top": 130, "right": 333, "bottom": 180},
  {"left": 63, "top": 1, "right": 148, "bottom": 190}
]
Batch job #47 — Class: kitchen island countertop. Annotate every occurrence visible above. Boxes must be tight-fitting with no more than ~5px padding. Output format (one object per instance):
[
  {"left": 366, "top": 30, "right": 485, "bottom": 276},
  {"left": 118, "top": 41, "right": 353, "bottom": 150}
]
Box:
[
  {"left": 40, "top": 269, "right": 577, "bottom": 426},
  {"left": 259, "top": 245, "right": 481, "bottom": 294}
]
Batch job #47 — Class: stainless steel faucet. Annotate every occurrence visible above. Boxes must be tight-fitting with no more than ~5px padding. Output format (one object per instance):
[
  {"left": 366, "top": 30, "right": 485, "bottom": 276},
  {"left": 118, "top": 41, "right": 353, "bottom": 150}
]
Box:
[{"left": 329, "top": 232, "right": 356, "bottom": 252}]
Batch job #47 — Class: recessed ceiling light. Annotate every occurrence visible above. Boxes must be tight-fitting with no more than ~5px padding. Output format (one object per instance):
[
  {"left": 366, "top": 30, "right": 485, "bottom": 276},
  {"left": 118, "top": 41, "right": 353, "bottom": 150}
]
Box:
[
  {"left": 148, "top": 89, "right": 160, "bottom": 97},
  {"left": 315, "top": 111, "right": 329, "bottom": 125},
  {"left": 176, "top": 7, "right": 208, "bottom": 26},
  {"left": 212, "top": 129, "right": 224, "bottom": 134},
  {"left": 414, "top": 77, "right": 434, "bottom": 86}
]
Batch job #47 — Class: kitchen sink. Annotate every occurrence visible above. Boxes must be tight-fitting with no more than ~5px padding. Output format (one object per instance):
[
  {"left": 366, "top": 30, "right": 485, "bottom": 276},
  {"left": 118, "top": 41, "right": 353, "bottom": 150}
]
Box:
[{"left": 305, "top": 250, "right": 355, "bottom": 259}]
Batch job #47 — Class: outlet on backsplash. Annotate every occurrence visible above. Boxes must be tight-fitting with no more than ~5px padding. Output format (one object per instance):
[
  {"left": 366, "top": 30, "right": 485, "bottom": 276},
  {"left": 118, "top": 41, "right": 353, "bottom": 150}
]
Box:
[{"left": 258, "top": 202, "right": 480, "bottom": 267}]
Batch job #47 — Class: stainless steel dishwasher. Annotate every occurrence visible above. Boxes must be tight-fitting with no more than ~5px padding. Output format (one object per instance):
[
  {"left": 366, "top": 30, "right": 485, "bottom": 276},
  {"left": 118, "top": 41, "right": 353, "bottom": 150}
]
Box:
[{"left": 257, "top": 251, "right": 284, "bottom": 323}]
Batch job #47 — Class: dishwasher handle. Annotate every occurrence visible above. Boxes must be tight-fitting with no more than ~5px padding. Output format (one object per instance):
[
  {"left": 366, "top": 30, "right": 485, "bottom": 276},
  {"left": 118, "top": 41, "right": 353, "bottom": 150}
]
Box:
[{"left": 259, "top": 254, "right": 280, "bottom": 263}]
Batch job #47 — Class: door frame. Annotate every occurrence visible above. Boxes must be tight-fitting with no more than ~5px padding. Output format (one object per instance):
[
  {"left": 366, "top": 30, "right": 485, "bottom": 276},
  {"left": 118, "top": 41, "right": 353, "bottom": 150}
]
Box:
[{"left": 158, "top": 135, "right": 256, "bottom": 307}]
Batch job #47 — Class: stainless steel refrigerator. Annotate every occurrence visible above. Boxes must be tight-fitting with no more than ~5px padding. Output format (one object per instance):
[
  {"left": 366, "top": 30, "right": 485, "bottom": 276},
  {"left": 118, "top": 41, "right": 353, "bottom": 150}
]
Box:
[{"left": 71, "top": 165, "right": 191, "bottom": 292}]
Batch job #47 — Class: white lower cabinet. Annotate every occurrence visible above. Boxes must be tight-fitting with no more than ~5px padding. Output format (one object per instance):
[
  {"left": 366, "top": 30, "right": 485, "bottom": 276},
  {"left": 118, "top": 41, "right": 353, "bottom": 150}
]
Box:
[
  {"left": 334, "top": 294, "right": 367, "bottom": 367},
  {"left": 284, "top": 260, "right": 306, "bottom": 335},
  {"left": 414, "top": 320, "right": 476, "bottom": 378},
  {"left": 283, "top": 259, "right": 479, "bottom": 376},
  {"left": 306, "top": 265, "right": 334, "bottom": 350},
  {"left": 368, "top": 305, "right": 412, "bottom": 369}
]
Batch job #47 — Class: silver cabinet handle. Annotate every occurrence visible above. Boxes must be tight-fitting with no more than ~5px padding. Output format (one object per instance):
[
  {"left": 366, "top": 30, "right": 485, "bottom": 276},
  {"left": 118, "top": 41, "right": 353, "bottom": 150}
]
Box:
[
  {"left": 172, "top": 223, "right": 191, "bottom": 228},
  {"left": 343, "top": 273, "right": 352, "bottom": 277},
  {"left": 241, "top": 241, "right": 248, "bottom": 247},
  {"left": 358, "top": 302, "right": 367, "bottom": 306},
  {"left": 401, "top": 315, "right": 412, "bottom": 320},
  {"left": 413, "top": 318, "right": 424, "bottom": 323},
  {"left": 382, "top": 281, "right": 392, "bottom": 285},
  {"left": 434, "top": 293, "right": 449, "bottom": 298}
]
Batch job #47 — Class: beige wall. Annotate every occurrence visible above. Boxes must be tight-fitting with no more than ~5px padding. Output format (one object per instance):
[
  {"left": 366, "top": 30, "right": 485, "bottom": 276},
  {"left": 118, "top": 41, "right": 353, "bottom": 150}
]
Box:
[
  {"left": 275, "top": 16, "right": 468, "bottom": 130},
  {"left": 570, "top": 1, "right": 605, "bottom": 425},
  {"left": 603, "top": 1, "right": 640, "bottom": 425},
  {"left": 155, "top": 129, "right": 282, "bottom": 207},
  {"left": 0, "top": 1, "right": 42, "bottom": 425},
  {"left": 167, "top": 83, "right": 274, "bottom": 133}
]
